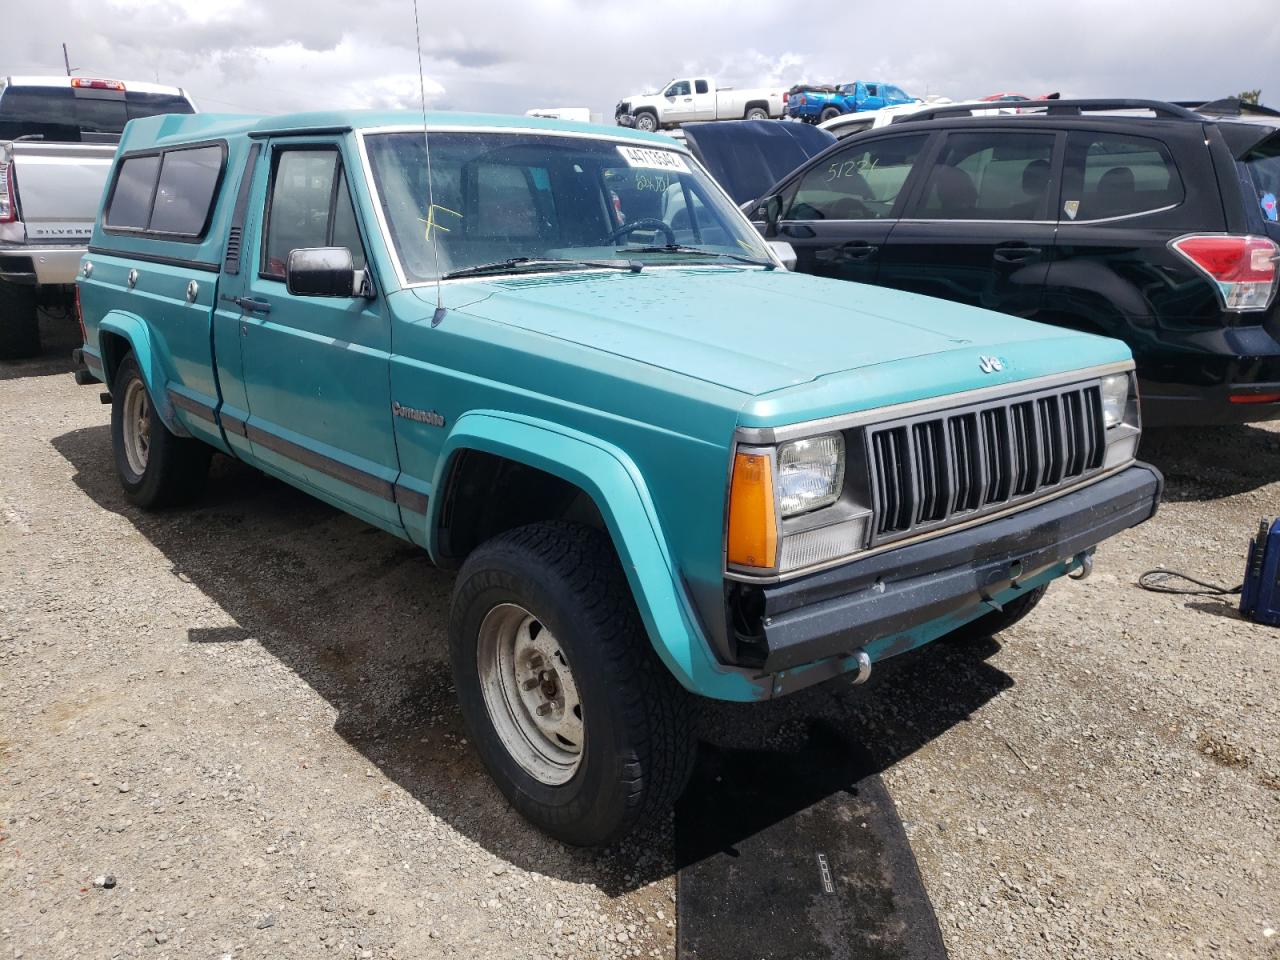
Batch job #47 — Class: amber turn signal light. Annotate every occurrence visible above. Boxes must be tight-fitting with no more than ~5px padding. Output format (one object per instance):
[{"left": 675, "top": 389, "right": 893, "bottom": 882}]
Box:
[{"left": 727, "top": 451, "right": 778, "bottom": 569}]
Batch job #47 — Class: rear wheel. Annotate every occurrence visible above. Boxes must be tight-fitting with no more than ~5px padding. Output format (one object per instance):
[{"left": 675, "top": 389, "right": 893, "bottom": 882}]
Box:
[
  {"left": 449, "top": 521, "right": 696, "bottom": 846},
  {"left": 943, "top": 585, "right": 1048, "bottom": 645},
  {"left": 820, "top": 106, "right": 842, "bottom": 122},
  {"left": 110, "top": 352, "right": 211, "bottom": 508},
  {"left": 745, "top": 106, "right": 769, "bottom": 121},
  {"left": 0, "top": 281, "right": 41, "bottom": 360}
]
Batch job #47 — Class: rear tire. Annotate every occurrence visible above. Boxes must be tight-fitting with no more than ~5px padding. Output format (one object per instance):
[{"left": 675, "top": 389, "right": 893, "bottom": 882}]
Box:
[
  {"left": 942, "top": 585, "right": 1048, "bottom": 645},
  {"left": 110, "top": 352, "right": 211, "bottom": 509},
  {"left": 0, "top": 281, "right": 41, "bottom": 360},
  {"left": 820, "top": 106, "right": 842, "bottom": 122},
  {"left": 745, "top": 106, "right": 769, "bottom": 121},
  {"left": 449, "top": 520, "right": 696, "bottom": 846}
]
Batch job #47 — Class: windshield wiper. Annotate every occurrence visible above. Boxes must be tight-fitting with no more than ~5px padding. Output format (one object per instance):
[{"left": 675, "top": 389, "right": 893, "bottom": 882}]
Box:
[
  {"left": 623, "top": 244, "right": 776, "bottom": 269},
  {"left": 442, "top": 257, "right": 642, "bottom": 280}
]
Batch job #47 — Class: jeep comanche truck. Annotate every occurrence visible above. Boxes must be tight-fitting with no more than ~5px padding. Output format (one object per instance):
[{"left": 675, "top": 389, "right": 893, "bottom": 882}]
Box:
[
  {"left": 0, "top": 76, "right": 195, "bottom": 359},
  {"left": 76, "top": 110, "right": 1162, "bottom": 846}
]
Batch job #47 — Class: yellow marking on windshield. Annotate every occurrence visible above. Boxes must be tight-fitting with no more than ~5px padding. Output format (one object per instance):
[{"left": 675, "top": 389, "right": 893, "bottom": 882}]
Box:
[{"left": 421, "top": 203, "right": 463, "bottom": 240}]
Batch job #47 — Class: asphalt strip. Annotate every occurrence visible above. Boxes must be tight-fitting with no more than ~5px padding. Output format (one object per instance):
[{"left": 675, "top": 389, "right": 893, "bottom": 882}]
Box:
[{"left": 675, "top": 721, "right": 948, "bottom": 960}]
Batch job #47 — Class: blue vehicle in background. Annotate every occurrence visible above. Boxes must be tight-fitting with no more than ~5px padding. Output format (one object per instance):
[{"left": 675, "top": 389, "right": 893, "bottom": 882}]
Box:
[{"left": 786, "top": 81, "right": 916, "bottom": 123}]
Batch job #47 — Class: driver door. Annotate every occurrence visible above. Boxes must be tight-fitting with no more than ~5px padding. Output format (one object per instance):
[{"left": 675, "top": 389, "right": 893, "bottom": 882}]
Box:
[
  {"left": 663, "top": 81, "right": 695, "bottom": 124},
  {"left": 772, "top": 132, "right": 934, "bottom": 285}
]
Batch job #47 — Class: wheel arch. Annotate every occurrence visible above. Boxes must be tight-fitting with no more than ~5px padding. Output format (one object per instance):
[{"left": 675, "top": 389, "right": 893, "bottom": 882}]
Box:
[
  {"left": 744, "top": 99, "right": 771, "bottom": 118},
  {"left": 428, "top": 411, "right": 761, "bottom": 700},
  {"left": 97, "top": 311, "right": 185, "bottom": 435}
]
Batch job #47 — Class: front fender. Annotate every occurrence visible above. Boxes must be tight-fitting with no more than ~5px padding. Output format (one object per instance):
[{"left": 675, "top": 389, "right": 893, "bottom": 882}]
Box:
[
  {"left": 97, "top": 310, "right": 185, "bottom": 435},
  {"left": 429, "top": 411, "right": 765, "bottom": 702}
]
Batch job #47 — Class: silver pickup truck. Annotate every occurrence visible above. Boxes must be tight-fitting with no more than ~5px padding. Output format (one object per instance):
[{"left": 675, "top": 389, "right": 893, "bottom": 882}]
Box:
[{"left": 0, "top": 76, "right": 196, "bottom": 359}]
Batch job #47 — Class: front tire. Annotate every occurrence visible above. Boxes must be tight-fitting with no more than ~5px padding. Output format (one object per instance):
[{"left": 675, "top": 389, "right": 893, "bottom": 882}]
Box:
[
  {"left": 633, "top": 111, "right": 658, "bottom": 133},
  {"left": 0, "top": 281, "right": 41, "bottom": 360},
  {"left": 449, "top": 521, "right": 696, "bottom": 846},
  {"left": 110, "top": 352, "right": 211, "bottom": 508}
]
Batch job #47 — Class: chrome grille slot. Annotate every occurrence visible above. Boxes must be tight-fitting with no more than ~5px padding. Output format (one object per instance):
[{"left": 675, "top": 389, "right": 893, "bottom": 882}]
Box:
[{"left": 866, "top": 380, "right": 1109, "bottom": 546}]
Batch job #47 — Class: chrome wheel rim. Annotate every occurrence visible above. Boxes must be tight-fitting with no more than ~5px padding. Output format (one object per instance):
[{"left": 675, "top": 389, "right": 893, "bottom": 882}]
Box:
[
  {"left": 121, "top": 378, "right": 152, "bottom": 477},
  {"left": 477, "top": 603, "right": 583, "bottom": 785}
]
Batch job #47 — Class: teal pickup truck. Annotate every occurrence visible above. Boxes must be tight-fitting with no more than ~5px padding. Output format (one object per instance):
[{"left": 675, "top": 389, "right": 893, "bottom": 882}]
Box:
[{"left": 74, "top": 110, "right": 1162, "bottom": 845}]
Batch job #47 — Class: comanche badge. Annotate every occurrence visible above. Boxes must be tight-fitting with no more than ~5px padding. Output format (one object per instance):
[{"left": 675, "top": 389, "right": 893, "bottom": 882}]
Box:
[{"left": 392, "top": 401, "right": 445, "bottom": 427}]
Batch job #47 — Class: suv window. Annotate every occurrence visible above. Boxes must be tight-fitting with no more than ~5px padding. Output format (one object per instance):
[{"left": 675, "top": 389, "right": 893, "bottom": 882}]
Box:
[
  {"left": 913, "top": 131, "right": 1056, "bottom": 221},
  {"left": 1240, "top": 132, "right": 1280, "bottom": 223},
  {"left": 263, "top": 148, "right": 367, "bottom": 279},
  {"left": 0, "top": 86, "right": 195, "bottom": 142},
  {"left": 786, "top": 134, "right": 928, "bottom": 221},
  {"left": 1061, "top": 132, "right": 1184, "bottom": 221}
]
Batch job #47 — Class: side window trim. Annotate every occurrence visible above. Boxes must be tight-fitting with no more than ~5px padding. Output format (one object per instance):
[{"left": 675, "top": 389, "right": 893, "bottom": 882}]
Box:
[
  {"left": 258, "top": 142, "right": 369, "bottom": 283},
  {"left": 101, "top": 140, "right": 228, "bottom": 243}
]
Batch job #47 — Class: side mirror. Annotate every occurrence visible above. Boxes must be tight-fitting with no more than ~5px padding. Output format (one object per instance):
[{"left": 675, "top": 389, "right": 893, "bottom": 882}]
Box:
[
  {"left": 286, "top": 247, "right": 371, "bottom": 298},
  {"left": 763, "top": 194, "right": 784, "bottom": 238},
  {"left": 767, "top": 240, "right": 797, "bottom": 271}
]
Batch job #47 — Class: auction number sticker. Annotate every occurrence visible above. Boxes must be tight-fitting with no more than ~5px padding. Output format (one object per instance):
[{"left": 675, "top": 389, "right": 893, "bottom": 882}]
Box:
[{"left": 616, "top": 145, "right": 690, "bottom": 173}]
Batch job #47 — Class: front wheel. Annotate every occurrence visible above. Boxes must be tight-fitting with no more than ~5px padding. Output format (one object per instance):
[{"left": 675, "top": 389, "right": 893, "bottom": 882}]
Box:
[
  {"left": 449, "top": 521, "right": 696, "bottom": 846},
  {"left": 110, "top": 353, "right": 211, "bottom": 508},
  {"left": 633, "top": 111, "right": 658, "bottom": 133}
]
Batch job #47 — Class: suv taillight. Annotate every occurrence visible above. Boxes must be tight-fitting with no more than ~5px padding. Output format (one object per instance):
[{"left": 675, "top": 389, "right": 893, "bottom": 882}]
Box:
[
  {"left": 1170, "top": 234, "right": 1280, "bottom": 311},
  {"left": 0, "top": 160, "right": 15, "bottom": 223}
]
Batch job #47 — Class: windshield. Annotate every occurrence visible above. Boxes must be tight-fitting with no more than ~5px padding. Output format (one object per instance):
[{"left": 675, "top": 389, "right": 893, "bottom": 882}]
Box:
[
  {"left": 0, "top": 86, "right": 195, "bottom": 142},
  {"left": 363, "top": 131, "right": 772, "bottom": 283}
]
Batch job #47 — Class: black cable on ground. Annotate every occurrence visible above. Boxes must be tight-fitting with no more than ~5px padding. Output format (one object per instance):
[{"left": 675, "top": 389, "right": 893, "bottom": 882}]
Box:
[{"left": 1138, "top": 569, "right": 1242, "bottom": 596}]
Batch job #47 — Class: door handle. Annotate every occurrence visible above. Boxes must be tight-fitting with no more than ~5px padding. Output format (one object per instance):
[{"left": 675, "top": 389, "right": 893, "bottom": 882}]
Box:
[
  {"left": 816, "top": 241, "right": 878, "bottom": 263},
  {"left": 220, "top": 294, "right": 272, "bottom": 314},
  {"left": 993, "top": 245, "right": 1042, "bottom": 264}
]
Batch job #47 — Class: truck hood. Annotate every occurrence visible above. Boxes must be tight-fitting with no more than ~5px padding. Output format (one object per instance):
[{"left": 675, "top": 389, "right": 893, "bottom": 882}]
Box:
[{"left": 425, "top": 268, "right": 1129, "bottom": 399}]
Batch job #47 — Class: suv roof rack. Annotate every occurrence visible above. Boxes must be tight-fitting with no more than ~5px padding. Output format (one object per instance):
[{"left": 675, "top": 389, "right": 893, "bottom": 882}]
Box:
[{"left": 897, "top": 98, "right": 1204, "bottom": 124}]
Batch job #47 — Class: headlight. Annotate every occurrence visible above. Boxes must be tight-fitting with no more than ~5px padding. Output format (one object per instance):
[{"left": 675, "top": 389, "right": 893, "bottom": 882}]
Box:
[
  {"left": 777, "top": 434, "right": 845, "bottom": 516},
  {"left": 1100, "top": 373, "right": 1129, "bottom": 428}
]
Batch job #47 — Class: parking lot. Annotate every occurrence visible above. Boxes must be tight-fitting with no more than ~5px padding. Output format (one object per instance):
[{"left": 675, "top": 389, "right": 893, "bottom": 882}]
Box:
[{"left": 2, "top": 315, "right": 1278, "bottom": 960}]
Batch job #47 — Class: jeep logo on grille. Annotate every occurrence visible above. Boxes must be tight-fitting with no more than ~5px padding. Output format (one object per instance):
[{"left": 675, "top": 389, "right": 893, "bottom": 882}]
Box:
[{"left": 978, "top": 355, "right": 1004, "bottom": 374}]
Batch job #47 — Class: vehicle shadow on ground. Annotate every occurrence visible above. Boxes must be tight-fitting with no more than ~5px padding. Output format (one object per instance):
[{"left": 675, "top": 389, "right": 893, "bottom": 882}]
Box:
[
  {"left": 1140, "top": 423, "right": 1280, "bottom": 502},
  {"left": 53, "top": 424, "right": 1012, "bottom": 899},
  {"left": 0, "top": 310, "right": 83, "bottom": 382}
]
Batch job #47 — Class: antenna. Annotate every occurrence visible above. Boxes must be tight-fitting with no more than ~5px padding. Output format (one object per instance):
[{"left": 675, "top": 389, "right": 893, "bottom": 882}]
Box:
[{"left": 410, "top": 0, "right": 446, "bottom": 326}]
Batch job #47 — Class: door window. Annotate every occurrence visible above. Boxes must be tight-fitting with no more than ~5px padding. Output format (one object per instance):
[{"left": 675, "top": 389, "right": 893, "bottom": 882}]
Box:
[
  {"left": 695, "top": 80, "right": 709, "bottom": 95},
  {"left": 785, "top": 134, "right": 928, "bottom": 221},
  {"left": 913, "top": 131, "right": 1056, "bottom": 221},
  {"left": 1061, "top": 132, "right": 1183, "bottom": 221},
  {"left": 262, "top": 148, "right": 366, "bottom": 279},
  {"left": 666, "top": 81, "right": 691, "bottom": 97}
]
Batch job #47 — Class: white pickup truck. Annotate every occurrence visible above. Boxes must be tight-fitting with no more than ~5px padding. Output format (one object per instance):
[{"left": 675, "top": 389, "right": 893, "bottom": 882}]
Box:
[
  {"left": 0, "top": 76, "right": 196, "bottom": 359},
  {"left": 615, "top": 77, "right": 787, "bottom": 132}
]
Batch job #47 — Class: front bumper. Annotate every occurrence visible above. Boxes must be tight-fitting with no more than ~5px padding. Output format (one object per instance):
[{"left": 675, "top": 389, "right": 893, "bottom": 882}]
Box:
[
  {"left": 0, "top": 244, "right": 86, "bottom": 286},
  {"left": 753, "top": 463, "right": 1163, "bottom": 673}
]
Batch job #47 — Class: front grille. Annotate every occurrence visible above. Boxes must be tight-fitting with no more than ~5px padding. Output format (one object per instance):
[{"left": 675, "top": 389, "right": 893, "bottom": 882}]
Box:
[{"left": 868, "top": 382, "right": 1105, "bottom": 541}]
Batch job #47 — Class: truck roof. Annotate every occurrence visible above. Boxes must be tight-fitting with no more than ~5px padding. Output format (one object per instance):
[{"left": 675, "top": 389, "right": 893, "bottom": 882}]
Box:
[
  {"left": 116, "top": 109, "right": 683, "bottom": 152},
  {"left": 3, "top": 75, "right": 189, "bottom": 96}
]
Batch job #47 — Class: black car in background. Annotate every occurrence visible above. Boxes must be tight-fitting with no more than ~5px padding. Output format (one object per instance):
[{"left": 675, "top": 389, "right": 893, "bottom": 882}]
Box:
[{"left": 743, "top": 99, "right": 1280, "bottom": 426}]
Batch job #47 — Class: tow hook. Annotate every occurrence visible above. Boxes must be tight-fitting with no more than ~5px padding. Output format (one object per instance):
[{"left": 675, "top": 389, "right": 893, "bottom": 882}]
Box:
[{"left": 1069, "top": 551, "right": 1095, "bottom": 581}]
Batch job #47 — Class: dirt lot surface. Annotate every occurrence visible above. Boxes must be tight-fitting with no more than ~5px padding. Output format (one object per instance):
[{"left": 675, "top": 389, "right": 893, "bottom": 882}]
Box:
[{"left": 3, "top": 317, "right": 1278, "bottom": 960}]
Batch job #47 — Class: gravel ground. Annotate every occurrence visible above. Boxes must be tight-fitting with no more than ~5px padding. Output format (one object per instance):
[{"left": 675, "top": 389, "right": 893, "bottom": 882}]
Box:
[{"left": 2, "top": 315, "right": 1278, "bottom": 960}]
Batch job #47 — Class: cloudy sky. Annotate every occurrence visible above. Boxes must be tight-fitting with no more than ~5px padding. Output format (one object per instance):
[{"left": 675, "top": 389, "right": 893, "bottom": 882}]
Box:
[{"left": 7, "top": 0, "right": 1280, "bottom": 122}]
